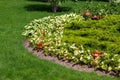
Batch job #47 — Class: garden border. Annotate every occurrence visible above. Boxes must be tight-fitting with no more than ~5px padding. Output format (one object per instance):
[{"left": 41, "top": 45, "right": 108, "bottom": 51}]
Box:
[{"left": 24, "top": 40, "right": 118, "bottom": 77}]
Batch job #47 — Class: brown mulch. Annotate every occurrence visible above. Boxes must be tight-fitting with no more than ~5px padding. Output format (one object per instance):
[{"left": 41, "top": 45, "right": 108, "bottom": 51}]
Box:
[{"left": 24, "top": 40, "right": 118, "bottom": 77}]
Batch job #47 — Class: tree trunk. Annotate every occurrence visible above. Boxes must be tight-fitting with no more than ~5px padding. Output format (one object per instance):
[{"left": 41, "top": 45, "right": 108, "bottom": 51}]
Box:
[
  {"left": 52, "top": 2, "right": 58, "bottom": 13},
  {"left": 109, "top": 0, "right": 112, "bottom": 3},
  {"left": 52, "top": 2, "right": 58, "bottom": 12}
]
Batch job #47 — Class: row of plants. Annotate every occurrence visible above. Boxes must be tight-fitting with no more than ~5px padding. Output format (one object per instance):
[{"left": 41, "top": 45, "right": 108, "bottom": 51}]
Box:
[
  {"left": 73, "top": 1, "right": 120, "bottom": 15},
  {"left": 22, "top": 13, "right": 120, "bottom": 76}
]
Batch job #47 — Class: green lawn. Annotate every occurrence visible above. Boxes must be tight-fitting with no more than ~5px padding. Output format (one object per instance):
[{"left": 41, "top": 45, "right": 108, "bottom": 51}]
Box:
[{"left": 0, "top": 0, "right": 119, "bottom": 80}]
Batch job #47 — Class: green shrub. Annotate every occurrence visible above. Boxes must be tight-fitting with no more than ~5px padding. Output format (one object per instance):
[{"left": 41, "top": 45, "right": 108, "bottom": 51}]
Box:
[{"left": 64, "top": 15, "right": 120, "bottom": 54}]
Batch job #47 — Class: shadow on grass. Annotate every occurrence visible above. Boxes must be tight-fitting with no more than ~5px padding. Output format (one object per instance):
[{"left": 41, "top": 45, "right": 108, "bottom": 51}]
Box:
[
  {"left": 24, "top": 4, "right": 71, "bottom": 12},
  {"left": 26, "top": 0, "right": 49, "bottom": 2}
]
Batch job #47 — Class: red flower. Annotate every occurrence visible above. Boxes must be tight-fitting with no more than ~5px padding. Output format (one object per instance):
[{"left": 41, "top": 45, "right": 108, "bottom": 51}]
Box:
[
  {"left": 93, "top": 15, "right": 99, "bottom": 19},
  {"left": 85, "top": 11, "right": 91, "bottom": 17},
  {"left": 92, "top": 50, "right": 103, "bottom": 58},
  {"left": 37, "top": 42, "right": 43, "bottom": 49}
]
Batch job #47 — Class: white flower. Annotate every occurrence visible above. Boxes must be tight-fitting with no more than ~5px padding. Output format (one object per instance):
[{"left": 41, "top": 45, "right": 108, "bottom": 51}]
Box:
[
  {"left": 48, "top": 48, "right": 52, "bottom": 51},
  {"left": 79, "top": 50, "right": 84, "bottom": 53},
  {"left": 114, "top": 54, "right": 118, "bottom": 57},
  {"left": 80, "top": 57, "right": 83, "bottom": 61},
  {"left": 111, "top": 58, "right": 114, "bottom": 61},
  {"left": 118, "top": 59, "right": 120, "bottom": 63},
  {"left": 74, "top": 50, "right": 79, "bottom": 56},
  {"left": 87, "top": 50, "right": 90, "bottom": 53},
  {"left": 72, "top": 56, "right": 75, "bottom": 59},
  {"left": 87, "top": 56, "right": 91, "bottom": 60},
  {"left": 101, "top": 62, "right": 104, "bottom": 64},
  {"left": 118, "top": 66, "right": 120, "bottom": 69},
  {"left": 104, "top": 52, "right": 107, "bottom": 55},
  {"left": 48, "top": 33, "right": 52, "bottom": 36},
  {"left": 70, "top": 44, "right": 76, "bottom": 49}
]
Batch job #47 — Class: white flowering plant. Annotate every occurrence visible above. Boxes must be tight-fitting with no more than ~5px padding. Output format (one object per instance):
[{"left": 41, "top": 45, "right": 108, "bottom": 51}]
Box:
[{"left": 22, "top": 13, "right": 120, "bottom": 76}]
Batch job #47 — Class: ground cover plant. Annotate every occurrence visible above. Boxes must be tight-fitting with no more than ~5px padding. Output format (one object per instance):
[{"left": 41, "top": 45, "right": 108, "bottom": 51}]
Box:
[
  {"left": 1, "top": 0, "right": 120, "bottom": 80},
  {"left": 22, "top": 13, "right": 120, "bottom": 76}
]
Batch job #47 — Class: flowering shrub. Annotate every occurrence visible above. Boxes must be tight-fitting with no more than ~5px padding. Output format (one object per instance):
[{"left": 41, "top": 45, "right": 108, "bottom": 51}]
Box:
[
  {"left": 22, "top": 13, "right": 120, "bottom": 76},
  {"left": 81, "top": 10, "right": 105, "bottom": 20}
]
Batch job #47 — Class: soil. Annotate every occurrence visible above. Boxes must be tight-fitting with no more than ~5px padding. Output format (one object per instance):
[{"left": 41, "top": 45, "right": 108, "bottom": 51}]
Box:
[{"left": 24, "top": 40, "right": 118, "bottom": 77}]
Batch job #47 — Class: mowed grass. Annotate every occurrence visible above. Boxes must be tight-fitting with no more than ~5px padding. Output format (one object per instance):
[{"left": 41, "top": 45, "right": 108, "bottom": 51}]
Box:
[{"left": 0, "top": 0, "right": 119, "bottom": 80}]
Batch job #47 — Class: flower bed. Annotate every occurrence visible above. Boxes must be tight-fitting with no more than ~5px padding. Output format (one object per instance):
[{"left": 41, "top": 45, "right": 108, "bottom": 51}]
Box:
[{"left": 22, "top": 13, "right": 120, "bottom": 76}]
